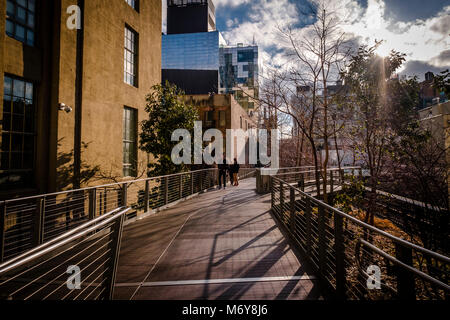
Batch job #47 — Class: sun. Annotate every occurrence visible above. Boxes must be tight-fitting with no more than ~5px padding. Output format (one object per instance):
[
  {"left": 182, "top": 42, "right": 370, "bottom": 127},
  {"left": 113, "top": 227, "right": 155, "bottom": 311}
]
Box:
[{"left": 374, "top": 41, "right": 391, "bottom": 57}]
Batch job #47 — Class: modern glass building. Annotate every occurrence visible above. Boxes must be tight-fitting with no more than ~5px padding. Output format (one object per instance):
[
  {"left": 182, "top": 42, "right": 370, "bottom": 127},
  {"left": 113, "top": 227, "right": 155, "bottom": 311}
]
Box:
[
  {"left": 219, "top": 45, "right": 259, "bottom": 111},
  {"left": 162, "top": 31, "right": 220, "bottom": 70}
]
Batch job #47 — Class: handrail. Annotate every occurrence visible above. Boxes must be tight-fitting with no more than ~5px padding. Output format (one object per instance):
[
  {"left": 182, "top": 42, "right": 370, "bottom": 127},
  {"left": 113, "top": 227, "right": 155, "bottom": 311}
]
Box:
[
  {"left": 0, "top": 207, "right": 126, "bottom": 270},
  {"left": 0, "top": 207, "right": 129, "bottom": 275},
  {"left": 272, "top": 176, "right": 450, "bottom": 263},
  {"left": 273, "top": 166, "right": 362, "bottom": 177},
  {"left": 270, "top": 172, "right": 449, "bottom": 300},
  {"left": 1, "top": 168, "right": 218, "bottom": 204},
  {"left": 359, "top": 239, "right": 450, "bottom": 292}
]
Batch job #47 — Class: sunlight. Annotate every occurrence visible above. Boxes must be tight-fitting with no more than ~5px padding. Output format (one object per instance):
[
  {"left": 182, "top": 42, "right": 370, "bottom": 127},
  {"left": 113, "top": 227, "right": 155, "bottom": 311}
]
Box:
[{"left": 374, "top": 41, "right": 391, "bottom": 57}]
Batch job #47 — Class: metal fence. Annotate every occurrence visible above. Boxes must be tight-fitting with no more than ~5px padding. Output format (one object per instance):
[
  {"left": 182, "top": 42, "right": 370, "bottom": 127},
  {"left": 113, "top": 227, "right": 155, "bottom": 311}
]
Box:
[
  {"left": 0, "top": 207, "right": 129, "bottom": 300},
  {"left": 0, "top": 168, "right": 256, "bottom": 263},
  {"left": 270, "top": 174, "right": 450, "bottom": 300}
]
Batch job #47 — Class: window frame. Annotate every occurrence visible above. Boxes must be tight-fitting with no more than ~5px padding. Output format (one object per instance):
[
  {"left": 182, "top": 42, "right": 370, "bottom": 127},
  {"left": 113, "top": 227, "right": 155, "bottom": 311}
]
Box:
[
  {"left": 122, "top": 106, "right": 138, "bottom": 177},
  {"left": 124, "top": 25, "right": 139, "bottom": 88},
  {"left": 5, "top": 0, "right": 37, "bottom": 46},
  {"left": 125, "top": 0, "right": 139, "bottom": 12},
  {"left": 1, "top": 74, "right": 36, "bottom": 188}
]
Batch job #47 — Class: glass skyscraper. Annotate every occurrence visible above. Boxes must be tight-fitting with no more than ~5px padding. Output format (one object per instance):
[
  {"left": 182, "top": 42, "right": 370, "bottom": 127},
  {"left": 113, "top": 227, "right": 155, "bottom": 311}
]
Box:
[
  {"left": 219, "top": 45, "right": 259, "bottom": 111},
  {"left": 162, "top": 31, "right": 220, "bottom": 70}
]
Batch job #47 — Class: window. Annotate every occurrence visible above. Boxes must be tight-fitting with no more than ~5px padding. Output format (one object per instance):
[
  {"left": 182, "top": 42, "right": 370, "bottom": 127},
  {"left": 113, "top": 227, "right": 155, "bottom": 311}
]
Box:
[
  {"left": 219, "top": 111, "right": 226, "bottom": 127},
  {"left": 240, "top": 116, "right": 242, "bottom": 129},
  {"left": 124, "top": 26, "right": 138, "bottom": 87},
  {"left": 123, "top": 107, "right": 137, "bottom": 177},
  {"left": 6, "top": 0, "right": 36, "bottom": 46},
  {"left": 1, "top": 75, "right": 35, "bottom": 189},
  {"left": 237, "top": 50, "right": 254, "bottom": 63},
  {"left": 125, "top": 0, "right": 139, "bottom": 11}
]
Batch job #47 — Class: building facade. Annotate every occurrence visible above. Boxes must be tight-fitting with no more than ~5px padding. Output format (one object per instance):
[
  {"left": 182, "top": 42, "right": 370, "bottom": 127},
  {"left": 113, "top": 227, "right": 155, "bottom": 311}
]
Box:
[
  {"left": 167, "top": 0, "right": 216, "bottom": 35},
  {"left": 162, "top": 30, "right": 222, "bottom": 94},
  {"left": 219, "top": 44, "right": 259, "bottom": 112},
  {"left": 0, "top": 0, "right": 162, "bottom": 199},
  {"left": 185, "top": 93, "right": 256, "bottom": 163}
]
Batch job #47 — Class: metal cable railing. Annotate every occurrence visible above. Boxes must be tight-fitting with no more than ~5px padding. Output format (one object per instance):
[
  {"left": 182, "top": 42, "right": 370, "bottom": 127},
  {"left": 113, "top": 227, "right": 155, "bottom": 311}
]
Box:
[
  {"left": 0, "top": 168, "right": 257, "bottom": 263},
  {"left": 0, "top": 207, "right": 129, "bottom": 300},
  {"left": 270, "top": 173, "right": 450, "bottom": 300}
]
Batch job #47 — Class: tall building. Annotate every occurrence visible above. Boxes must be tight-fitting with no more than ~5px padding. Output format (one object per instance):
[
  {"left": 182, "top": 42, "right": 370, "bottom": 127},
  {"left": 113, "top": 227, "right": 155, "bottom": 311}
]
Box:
[
  {"left": 162, "top": 0, "right": 260, "bottom": 111},
  {"left": 219, "top": 44, "right": 259, "bottom": 112},
  {"left": 0, "top": 0, "right": 162, "bottom": 199},
  {"left": 167, "top": 0, "right": 216, "bottom": 34},
  {"left": 162, "top": 30, "right": 224, "bottom": 94},
  {"left": 162, "top": 0, "right": 221, "bottom": 94}
]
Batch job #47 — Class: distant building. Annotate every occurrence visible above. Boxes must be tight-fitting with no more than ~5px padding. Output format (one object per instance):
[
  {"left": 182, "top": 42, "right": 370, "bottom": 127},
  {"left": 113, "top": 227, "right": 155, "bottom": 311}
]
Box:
[
  {"left": 219, "top": 44, "right": 259, "bottom": 112},
  {"left": 419, "top": 72, "right": 448, "bottom": 109},
  {"left": 0, "top": 0, "right": 162, "bottom": 198},
  {"left": 162, "top": 0, "right": 260, "bottom": 114},
  {"left": 185, "top": 94, "right": 256, "bottom": 164},
  {"left": 162, "top": 0, "right": 222, "bottom": 94},
  {"left": 418, "top": 101, "right": 450, "bottom": 203},
  {"left": 162, "top": 30, "right": 224, "bottom": 94}
]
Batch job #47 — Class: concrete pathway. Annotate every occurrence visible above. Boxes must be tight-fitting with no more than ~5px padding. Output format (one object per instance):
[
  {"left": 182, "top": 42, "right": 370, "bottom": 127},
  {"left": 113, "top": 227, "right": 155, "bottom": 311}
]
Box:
[{"left": 113, "top": 178, "right": 322, "bottom": 300}]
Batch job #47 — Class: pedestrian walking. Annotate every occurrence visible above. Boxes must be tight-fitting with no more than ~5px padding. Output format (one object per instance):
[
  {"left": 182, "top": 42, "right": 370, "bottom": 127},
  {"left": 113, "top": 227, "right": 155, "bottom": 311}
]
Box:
[
  {"left": 231, "top": 158, "right": 240, "bottom": 186},
  {"left": 218, "top": 155, "right": 228, "bottom": 189}
]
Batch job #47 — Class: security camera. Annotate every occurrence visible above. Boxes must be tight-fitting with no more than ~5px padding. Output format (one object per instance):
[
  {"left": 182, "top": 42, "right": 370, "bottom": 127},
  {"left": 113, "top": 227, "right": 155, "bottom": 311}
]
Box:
[{"left": 58, "top": 103, "right": 73, "bottom": 113}]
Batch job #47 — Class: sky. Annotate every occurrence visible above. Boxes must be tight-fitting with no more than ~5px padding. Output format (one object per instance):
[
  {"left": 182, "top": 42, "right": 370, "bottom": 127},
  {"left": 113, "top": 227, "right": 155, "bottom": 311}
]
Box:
[{"left": 162, "top": 0, "right": 450, "bottom": 81}]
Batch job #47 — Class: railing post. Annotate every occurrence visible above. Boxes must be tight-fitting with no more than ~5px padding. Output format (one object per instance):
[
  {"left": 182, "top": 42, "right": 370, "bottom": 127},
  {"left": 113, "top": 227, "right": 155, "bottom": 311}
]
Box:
[
  {"left": 270, "top": 177, "right": 274, "bottom": 209},
  {"left": 179, "top": 174, "right": 183, "bottom": 199},
  {"left": 395, "top": 243, "right": 415, "bottom": 300},
  {"left": 105, "top": 213, "right": 125, "bottom": 300},
  {"left": 33, "top": 197, "right": 45, "bottom": 246},
  {"left": 359, "top": 167, "right": 363, "bottom": 179},
  {"left": 298, "top": 173, "right": 305, "bottom": 191},
  {"left": 318, "top": 205, "right": 326, "bottom": 278},
  {"left": 290, "top": 188, "right": 296, "bottom": 235},
  {"left": 144, "top": 180, "right": 150, "bottom": 212},
  {"left": 305, "top": 198, "right": 312, "bottom": 255},
  {"left": 164, "top": 177, "right": 169, "bottom": 205},
  {"left": 191, "top": 172, "right": 194, "bottom": 195},
  {"left": 0, "top": 202, "right": 5, "bottom": 263},
  {"left": 334, "top": 212, "right": 346, "bottom": 299},
  {"left": 280, "top": 181, "right": 284, "bottom": 218},
  {"left": 89, "top": 189, "right": 97, "bottom": 220},
  {"left": 121, "top": 183, "right": 128, "bottom": 207},
  {"left": 103, "top": 187, "right": 107, "bottom": 215},
  {"left": 200, "top": 172, "right": 203, "bottom": 191},
  {"left": 330, "top": 170, "right": 334, "bottom": 194}
]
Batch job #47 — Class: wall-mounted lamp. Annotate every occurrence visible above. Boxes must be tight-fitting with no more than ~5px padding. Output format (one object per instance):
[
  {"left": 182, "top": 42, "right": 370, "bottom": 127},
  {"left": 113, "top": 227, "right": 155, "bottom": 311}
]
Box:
[{"left": 58, "top": 103, "right": 73, "bottom": 113}]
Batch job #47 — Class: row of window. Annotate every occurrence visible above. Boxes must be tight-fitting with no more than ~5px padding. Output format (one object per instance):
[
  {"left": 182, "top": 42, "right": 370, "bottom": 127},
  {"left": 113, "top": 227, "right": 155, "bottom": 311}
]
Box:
[
  {"left": 204, "top": 110, "right": 227, "bottom": 128},
  {"left": 6, "top": 0, "right": 36, "bottom": 46},
  {"left": 5, "top": 1, "right": 139, "bottom": 89},
  {"left": 1, "top": 75, "right": 139, "bottom": 189}
]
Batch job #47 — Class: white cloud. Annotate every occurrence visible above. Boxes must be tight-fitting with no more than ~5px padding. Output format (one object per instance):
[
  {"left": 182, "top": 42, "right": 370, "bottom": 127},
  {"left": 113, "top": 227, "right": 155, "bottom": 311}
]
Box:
[
  {"left": 162, "top": 0, "right": 450, "bottom": 79},
  {"left": 220, "top": 0, "right": 449, "bottom": 77},
  {"left": 215, "top": 0, "right": 251, "bottom": 7}
]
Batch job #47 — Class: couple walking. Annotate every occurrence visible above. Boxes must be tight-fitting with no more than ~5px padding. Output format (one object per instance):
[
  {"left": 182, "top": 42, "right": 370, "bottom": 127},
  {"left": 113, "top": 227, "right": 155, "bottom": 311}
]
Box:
[{"left": 218, "top": 157, "right": 240, "bottom": 189}]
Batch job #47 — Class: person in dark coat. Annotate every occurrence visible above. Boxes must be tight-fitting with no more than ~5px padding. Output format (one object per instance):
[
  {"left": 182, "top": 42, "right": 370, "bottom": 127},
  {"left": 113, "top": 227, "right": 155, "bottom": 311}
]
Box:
[
  {"left": 231, "top": 158, "right": 240, "bottom": 186},
  {"left": 218, "top": 155, "right": 228, "bottom": 189}
]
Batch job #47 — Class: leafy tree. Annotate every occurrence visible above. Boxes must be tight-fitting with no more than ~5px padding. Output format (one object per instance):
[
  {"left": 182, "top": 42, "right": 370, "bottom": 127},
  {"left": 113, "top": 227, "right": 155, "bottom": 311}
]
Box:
[
  {"left": 341, "top": 42, "right": 406, "bottom": 225},
  {"left": 139, "top": 82, "right": 198, "bottom": 177}
]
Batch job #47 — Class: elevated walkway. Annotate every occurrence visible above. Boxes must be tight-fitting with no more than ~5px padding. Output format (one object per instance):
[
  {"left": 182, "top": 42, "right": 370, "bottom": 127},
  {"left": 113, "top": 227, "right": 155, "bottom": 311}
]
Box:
[{"left": 114, "top": 178, "right": 322, "bottom": 300}]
